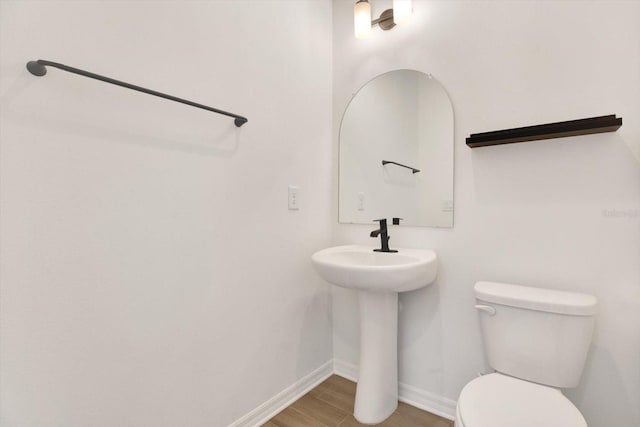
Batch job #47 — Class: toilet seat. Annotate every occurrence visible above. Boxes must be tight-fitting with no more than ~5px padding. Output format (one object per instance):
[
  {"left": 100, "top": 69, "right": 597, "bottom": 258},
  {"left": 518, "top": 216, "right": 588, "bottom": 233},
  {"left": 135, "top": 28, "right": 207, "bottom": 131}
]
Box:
[{"left": 457, "top": 373, "right": 587, "bottom": 427}]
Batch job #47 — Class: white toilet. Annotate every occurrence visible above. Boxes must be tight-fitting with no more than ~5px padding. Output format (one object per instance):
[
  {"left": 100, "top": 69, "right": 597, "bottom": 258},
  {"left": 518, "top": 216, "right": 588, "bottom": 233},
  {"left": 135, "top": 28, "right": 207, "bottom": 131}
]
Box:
[{"left": 455, "top": 281, "right": 597, "bottom": 427}]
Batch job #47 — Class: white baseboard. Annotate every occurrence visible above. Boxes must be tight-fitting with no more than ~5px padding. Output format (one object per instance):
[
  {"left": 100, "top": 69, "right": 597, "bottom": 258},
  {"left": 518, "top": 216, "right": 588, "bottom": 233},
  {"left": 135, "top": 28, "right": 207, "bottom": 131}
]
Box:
[
  {"left": 230, "top": 358, "right": 457, "bottom": 426},
  {"left": 333, "top": 358, "right": 457, "bottom": 421},
  {"left": 399, "top": 381, "right": 457, "bottom": 421},
  {"left": 228, "top": 360, "right": 333, "bottom": 427},
  {"left": 332, "top": 358, "right": 359, "bottom": 382}
]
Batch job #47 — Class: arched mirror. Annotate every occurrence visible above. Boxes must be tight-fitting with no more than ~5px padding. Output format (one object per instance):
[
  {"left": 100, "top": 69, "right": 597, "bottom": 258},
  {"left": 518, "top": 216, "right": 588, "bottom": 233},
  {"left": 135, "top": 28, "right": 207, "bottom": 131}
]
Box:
[{"left": 339, "top": 70, "right": 454, "bottom": 227}]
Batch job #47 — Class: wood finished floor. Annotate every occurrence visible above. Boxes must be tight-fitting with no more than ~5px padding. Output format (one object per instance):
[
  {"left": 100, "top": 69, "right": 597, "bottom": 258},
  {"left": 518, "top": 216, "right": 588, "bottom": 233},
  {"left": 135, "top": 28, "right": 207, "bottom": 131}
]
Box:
[{"left": 264, "top": 375, "right": 454, "bottom": 427}]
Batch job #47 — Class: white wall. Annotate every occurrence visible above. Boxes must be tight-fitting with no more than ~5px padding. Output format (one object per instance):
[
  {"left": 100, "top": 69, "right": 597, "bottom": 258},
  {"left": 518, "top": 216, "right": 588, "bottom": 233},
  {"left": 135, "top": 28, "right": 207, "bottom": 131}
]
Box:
[
  {"left": 0, "top": 1, "right": 333, "bottom": 426},
  {"left": 332, "top": 1, "right": 640, "bottom": 427}
]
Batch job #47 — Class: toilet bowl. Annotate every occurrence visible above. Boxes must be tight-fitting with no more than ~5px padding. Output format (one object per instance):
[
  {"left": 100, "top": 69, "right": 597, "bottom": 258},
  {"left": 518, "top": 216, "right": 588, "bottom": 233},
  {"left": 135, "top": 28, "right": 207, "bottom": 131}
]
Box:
[
  {"left": 454, "top": 373, "right": 586, "bottom": 427},
  {"left": 456, "top": 281, "right": 597, "bottom": 427}
]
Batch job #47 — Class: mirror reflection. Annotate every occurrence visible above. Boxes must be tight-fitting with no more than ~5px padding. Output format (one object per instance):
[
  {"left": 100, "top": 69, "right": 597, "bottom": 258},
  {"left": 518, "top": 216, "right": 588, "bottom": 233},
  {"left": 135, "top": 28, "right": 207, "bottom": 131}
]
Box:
[{"left": 339, "top": 70, "right": 454, "bottom": 227}]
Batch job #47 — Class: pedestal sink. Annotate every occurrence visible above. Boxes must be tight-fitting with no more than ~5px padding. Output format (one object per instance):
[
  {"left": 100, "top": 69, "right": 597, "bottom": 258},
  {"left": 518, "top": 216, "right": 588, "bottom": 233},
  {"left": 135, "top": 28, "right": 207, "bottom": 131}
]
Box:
[{"left": 311, "top": 245, "right": 438, "bottom": 424}]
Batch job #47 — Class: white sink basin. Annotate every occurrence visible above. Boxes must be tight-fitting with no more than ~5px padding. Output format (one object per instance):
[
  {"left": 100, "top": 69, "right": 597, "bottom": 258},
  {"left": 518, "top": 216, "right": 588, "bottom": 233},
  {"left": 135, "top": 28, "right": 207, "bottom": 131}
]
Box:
[
  {"left": 311, "top": 244, "right": 439, "bottom": 424},
  {"left": 311, "top": 245, "right": 437, "bottom": 292}
]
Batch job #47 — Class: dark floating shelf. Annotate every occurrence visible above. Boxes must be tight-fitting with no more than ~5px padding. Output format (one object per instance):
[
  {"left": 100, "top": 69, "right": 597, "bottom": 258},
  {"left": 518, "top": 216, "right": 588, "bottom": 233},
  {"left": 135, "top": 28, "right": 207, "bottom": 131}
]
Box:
[{"left": 466, "top": 114, "right": 622, "bottom": 148}]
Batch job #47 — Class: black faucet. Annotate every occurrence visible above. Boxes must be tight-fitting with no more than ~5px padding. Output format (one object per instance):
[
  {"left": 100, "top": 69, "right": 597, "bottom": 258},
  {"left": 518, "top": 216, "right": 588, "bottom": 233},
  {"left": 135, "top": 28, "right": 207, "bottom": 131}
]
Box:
[{"left": 370, "top": 219, "right": 398, "bottom": 253}]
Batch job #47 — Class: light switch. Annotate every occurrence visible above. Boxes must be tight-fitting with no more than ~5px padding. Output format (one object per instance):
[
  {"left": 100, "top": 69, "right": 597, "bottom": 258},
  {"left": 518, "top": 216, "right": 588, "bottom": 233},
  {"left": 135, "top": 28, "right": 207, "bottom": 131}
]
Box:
[
  {"left": 357, "top": 192, "right": 365, "bottom": 211},
  {"left": 288, "top": 185, "right": 300, "bottom": 210}
]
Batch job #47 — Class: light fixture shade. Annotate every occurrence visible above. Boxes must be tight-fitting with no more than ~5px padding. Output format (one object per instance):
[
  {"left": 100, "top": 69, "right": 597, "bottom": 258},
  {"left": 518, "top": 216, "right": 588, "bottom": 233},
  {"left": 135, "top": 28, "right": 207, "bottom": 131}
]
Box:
[
  {"left": 393, "top": 0, "right": 412, "bottom": 24},
  {"left": 354, "top": 0, "right": 372, "bottom": 39}
]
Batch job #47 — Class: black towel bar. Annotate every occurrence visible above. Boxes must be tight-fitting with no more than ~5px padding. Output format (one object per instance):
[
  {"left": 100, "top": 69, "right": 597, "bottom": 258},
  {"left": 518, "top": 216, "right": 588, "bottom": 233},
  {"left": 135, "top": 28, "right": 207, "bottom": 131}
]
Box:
[{"left": 26, "top": 59, "right": 248, "bottom": 127}]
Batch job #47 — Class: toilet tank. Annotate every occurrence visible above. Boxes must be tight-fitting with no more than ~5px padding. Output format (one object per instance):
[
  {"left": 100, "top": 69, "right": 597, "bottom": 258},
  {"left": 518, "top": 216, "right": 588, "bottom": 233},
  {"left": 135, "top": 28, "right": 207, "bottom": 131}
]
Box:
[{"left": 475, "top": 281, "right": 597, "bottom": 388}]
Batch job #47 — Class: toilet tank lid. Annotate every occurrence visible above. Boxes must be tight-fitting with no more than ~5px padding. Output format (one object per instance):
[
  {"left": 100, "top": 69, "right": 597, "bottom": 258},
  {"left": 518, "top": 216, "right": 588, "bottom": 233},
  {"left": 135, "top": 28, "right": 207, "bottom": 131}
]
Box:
[{"left": 475, "top": 281, "right": 597, "bottom": 316}]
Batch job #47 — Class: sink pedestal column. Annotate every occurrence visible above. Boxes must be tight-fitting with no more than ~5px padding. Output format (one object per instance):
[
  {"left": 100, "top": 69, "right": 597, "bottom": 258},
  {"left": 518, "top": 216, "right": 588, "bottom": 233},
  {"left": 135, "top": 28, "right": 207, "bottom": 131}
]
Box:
[{"left": 354, "top": 291, "right": 398, "bottom": 424}]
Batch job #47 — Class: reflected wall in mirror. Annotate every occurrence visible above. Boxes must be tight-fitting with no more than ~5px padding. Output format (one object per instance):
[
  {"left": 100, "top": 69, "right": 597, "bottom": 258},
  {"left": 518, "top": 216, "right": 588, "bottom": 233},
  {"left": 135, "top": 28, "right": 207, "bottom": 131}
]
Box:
[{"left": 339, "top": 70, "right": 454, "bottom": 227}]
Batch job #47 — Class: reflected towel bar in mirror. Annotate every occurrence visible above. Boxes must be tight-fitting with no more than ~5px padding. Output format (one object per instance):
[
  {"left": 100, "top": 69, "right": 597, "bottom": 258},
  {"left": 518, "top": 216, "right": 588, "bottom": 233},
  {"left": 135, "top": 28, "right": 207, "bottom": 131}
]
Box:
[
  {"left": 382, "top": 160, "right": 420, "bottom": 174},
  {"left": 26, "top": 59, "right": 248, "bottom": 127}
]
